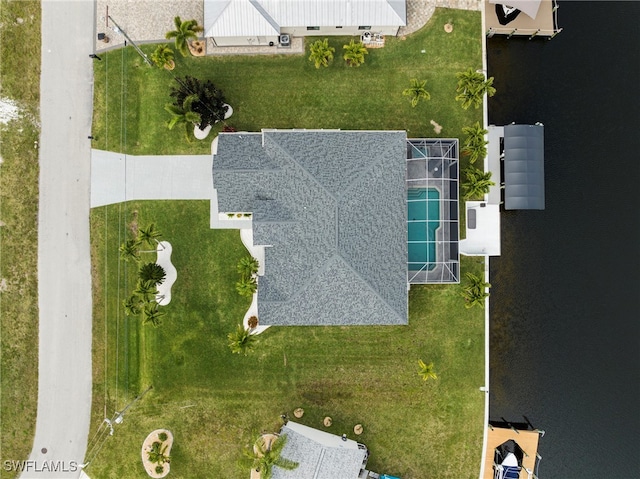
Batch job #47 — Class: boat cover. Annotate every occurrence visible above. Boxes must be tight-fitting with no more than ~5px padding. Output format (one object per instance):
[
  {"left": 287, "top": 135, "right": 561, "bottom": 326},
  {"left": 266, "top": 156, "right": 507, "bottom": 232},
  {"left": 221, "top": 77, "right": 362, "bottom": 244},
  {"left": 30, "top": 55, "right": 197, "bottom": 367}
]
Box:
[{"left": 494, "top": 439, "right": 524, "bottom": 479}]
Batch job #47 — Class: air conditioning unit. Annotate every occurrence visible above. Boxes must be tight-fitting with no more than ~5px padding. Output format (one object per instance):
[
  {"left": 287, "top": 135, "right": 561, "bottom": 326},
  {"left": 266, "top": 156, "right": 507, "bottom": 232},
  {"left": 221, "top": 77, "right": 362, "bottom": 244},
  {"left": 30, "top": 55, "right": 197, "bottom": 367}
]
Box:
[{"left": 279, "top": 34, "right": 290, "bottom": 46}]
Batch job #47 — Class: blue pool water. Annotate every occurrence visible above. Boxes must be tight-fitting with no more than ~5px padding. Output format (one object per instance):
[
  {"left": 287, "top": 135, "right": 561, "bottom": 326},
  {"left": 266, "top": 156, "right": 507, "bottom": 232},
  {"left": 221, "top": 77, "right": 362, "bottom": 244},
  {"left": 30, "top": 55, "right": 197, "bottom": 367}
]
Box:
[{"left": 407, "top": 188, "right": 440, "bottom": 270}]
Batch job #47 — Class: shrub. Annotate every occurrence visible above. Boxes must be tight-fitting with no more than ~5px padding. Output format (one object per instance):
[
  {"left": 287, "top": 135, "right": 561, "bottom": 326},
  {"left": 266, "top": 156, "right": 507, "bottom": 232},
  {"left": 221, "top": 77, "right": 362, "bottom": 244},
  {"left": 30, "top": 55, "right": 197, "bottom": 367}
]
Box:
[
  {"left": 170, "top": 76, "right": 228, "bottom": 129},
  {"left": 158, "top": 432, "right": 168, "bottom": 442},
  {"left": 309, "top": 38, "right": 335, "bottom": 68},
  {"left": 248, "top": 316, "right": 258, "bottom": 329},
  {"left": 139, "top": 262, "right": 167, "bottom": 287}
]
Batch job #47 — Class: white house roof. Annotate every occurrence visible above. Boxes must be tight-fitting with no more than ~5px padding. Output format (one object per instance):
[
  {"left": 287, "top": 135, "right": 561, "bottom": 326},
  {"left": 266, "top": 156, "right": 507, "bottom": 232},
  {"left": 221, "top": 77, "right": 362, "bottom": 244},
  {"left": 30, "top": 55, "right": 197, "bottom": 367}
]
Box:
[
  {"left": 205, "top": 0, "right": 406, "bottom": 37},
  {"left": 259, "top": 0, "right": 406, "bottom": 27},
  {"left": 205, "top": 0, "right": 280, "bottom": 38}
]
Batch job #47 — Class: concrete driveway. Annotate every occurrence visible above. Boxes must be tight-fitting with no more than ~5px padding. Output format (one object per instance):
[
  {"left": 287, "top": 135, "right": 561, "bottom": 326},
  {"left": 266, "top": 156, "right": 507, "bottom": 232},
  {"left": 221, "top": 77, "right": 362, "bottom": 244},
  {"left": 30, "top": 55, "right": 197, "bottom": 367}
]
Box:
[
  {"left": 90, "top": 150, "right": 213, "bottom": 207},
  {"left": 22, "top": 1, "right": 94, "bottom": 477}
]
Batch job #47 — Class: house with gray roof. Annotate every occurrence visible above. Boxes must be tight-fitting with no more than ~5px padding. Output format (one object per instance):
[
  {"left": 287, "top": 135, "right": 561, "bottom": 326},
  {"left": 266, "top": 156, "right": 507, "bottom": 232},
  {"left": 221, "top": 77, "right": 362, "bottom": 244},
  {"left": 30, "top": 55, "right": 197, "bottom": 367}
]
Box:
[
  {"left": 212, "top": 129, "right": 408, "bottom": 326},
  {"left": 204, "top": 0, "right": 406, "bottom": 46},
  {"left": 272, "top": 421, "right": 369, "bottom": 479}
]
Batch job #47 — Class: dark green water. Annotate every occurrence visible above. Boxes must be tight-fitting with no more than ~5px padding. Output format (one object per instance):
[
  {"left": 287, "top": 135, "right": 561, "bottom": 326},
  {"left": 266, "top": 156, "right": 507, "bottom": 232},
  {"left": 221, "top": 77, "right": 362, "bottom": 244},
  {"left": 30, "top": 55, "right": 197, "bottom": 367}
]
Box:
[{"left": 487, "top": 2, "right": 640, "bottom": 477}]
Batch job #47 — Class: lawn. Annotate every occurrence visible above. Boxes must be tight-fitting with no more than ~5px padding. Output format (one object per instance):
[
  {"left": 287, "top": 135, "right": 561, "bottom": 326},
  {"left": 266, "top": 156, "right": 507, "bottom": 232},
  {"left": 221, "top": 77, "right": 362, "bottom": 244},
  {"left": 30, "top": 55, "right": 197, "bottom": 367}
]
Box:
[
  {"left": 91, "top": 8, "right": 482, "bottom": 156},
  {"left": 0, "top": 1, "right": 41, "bottom": 476},
  {"left": 86, "top": 200, "right": 485, "bottom": 479},
  {"left": 86, "top": 7, "right": 485, "bottom": 478}
]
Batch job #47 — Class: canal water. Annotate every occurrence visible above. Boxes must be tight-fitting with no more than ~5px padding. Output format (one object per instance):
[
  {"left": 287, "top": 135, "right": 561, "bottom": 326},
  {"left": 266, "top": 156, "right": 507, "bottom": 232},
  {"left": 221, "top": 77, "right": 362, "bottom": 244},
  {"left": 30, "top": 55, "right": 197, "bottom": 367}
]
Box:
[{"left": 486, "top": 1, "right": 640, "bottom": 478}]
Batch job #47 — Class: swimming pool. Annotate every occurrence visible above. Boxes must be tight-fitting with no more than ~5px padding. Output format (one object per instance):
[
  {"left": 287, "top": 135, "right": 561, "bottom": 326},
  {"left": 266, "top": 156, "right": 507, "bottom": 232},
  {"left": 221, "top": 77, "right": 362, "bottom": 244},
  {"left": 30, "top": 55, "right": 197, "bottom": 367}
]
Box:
[{"left": 408, "top": 188, "right": 440, "bottom": 271}]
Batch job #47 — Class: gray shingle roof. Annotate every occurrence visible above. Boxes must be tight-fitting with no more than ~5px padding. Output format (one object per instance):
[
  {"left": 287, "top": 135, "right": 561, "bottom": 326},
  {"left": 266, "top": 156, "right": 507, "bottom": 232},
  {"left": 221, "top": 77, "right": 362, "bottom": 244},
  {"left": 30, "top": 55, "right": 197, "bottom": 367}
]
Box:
[
  {"left": 272, "top": 422, "right": 368, "bottom": 479},
  {"left": 213, "top": 130, "right": 407, "bottom": 326}
]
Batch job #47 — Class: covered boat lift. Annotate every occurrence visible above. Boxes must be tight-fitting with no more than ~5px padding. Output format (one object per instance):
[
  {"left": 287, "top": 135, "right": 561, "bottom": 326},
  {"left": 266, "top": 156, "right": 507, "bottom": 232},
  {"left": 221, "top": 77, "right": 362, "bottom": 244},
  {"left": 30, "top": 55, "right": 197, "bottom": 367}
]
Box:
[
  {"left": 503, "top": 124, "right": 545, "bottom": 210},
  {"left": 487, "top": 124, "right": 545, "bottom": 211}
]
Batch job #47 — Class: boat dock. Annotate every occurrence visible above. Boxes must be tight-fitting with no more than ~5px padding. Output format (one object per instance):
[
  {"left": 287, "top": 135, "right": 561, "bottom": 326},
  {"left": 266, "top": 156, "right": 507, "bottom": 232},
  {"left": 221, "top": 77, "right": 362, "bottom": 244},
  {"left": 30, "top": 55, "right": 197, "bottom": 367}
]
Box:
[
  {"left": 485, "top": 0, "right": 562, "bottom": 39},
  {"left": 482, "top": 425, "right": 542, "bottom": 478}
]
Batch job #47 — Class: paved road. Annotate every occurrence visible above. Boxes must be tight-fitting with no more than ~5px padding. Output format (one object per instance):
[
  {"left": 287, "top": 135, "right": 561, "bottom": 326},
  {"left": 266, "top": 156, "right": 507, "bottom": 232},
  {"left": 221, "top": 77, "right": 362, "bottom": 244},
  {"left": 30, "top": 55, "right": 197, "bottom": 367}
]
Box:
[{"left": 22, "top": 1, "right": 95, "bottom": 477}]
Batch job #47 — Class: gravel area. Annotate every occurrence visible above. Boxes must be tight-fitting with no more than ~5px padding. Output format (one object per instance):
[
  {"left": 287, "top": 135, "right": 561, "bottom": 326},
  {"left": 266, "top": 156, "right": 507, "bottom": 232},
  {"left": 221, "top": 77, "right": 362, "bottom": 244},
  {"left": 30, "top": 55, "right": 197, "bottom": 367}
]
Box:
[{"left": 95, "top": 0, "right": 203, "bottom": 51}]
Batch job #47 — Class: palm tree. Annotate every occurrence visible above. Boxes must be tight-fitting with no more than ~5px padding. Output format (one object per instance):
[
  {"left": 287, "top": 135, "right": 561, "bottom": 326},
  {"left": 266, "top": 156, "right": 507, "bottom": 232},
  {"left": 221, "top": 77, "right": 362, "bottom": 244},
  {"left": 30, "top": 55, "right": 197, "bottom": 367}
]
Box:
[
  {"left": 147, "top": 440, "right": 170, "bottom": 464},
  {"left": 479, "top": 75, "right": 496, "bottom": 99},
  {"left": 165, "top": 16, "right": 203, "bottom": 57},
  {"left": 462, "top": 167, "right": 495, "bottom": 200},
  {"left": 142, "top": 303, "right": 165, "bottom": 327},
  {"left": 403, "top": 79, "right": 431, "bottom": 107},
  {"left": 165, "top": 94, "right": 201, "bottom": 141},
  {"left": 462, "top": 122, "right": 488, "bottom": 164},
  {"left": 418, "top": 359, "right": 438, "bottom": 381},
  {"left": 236, "top": 276, "right": 257, "bottom": 297},
  {"left": 342, "top": 40, "right": 368, "bottom": 67},
  {"left": 138, "top": 223, "right": 163, "bottom": 250},
  {"left": 119, "top": 239, "right": 141, "bottom": 263},
  {"left": 461, "top": 271, "right": 491, "bottom": 308},
  {"left": 228, "top": 324, "right": 258, "bottom": 356},
  {"left": 455, "top": 67, "right": 496, "bottom": 109},
  {"left": 139, "top": 263, "right": 166, "bottom": 287},
  {"left": 134, "top": 279, "right": 158, "bottom": 302},
  {"left": 170, "top": 76, "right": 228, "bottom": 129},
  {"left": 237, "top": 256, "right": 259, "bottom": 278},
  {"left": 123, "top": 294, "right": 143, "bottom": 316},
  {"left": 455, "top": 67, "right": 481, "bottom": 92},
  {"left": 252, "top": 434, "right": 298, "bottom": 479},
  {"left": 308, "top": 38, "right": 335, "bottom": 69},
  {"left": 150, "top": 44, "right": 175, "bottom": 70}
]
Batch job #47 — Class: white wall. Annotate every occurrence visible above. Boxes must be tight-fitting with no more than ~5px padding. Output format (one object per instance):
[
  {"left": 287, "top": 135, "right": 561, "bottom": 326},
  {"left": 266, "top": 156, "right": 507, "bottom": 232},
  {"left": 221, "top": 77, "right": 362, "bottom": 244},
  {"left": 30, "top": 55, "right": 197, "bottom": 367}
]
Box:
[
  {"left": 212, "top": 35, "right": 279, "bottom": 46},
  {"left": 283, "top": 25, "right": 399, "bottom": 36}
]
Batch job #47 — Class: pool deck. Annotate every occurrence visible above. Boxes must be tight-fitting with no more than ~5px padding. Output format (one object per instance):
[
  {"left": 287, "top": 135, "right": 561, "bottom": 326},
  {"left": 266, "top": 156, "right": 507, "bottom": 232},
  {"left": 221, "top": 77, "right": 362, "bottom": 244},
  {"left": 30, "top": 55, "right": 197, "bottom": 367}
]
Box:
[{"left": 482, "top": 426, "right": 541, "bottom": 478}]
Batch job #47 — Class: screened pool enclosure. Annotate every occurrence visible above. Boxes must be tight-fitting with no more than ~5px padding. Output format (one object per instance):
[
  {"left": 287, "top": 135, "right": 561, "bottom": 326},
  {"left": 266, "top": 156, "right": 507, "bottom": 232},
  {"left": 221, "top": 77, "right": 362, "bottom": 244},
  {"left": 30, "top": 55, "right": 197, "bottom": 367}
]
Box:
[{"left": 406, "top": 139, "right": 460, "bottom": 283}]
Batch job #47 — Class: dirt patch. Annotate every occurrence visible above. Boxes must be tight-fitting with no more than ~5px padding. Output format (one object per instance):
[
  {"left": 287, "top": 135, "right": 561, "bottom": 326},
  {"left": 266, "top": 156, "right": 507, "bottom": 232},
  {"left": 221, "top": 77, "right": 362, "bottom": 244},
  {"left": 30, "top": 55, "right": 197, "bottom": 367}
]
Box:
[{"left": 129, "top": 210, "right": 139, "bottom": 238}]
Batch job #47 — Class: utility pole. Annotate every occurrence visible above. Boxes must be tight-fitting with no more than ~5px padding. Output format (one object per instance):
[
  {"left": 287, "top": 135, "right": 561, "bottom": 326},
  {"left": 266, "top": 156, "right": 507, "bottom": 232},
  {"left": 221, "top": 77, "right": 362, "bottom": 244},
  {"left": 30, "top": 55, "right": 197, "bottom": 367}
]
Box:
[
  {"left": 107, "top": 15, "right": 153, "bottom": 66},
  {"left": 114, "top": 385, "right": 154, "bottom": 424},
  {"left": 104, "top": 385, "right": 153, "bottom": 434}
]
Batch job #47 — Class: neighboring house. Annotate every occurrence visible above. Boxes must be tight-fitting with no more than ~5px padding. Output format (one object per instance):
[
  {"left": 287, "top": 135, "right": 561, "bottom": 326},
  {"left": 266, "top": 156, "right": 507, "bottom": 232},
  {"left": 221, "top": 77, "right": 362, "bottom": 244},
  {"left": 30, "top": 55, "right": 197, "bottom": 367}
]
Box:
[
  {"left": 204, "top": 0, "right": 407, "bottom": 46},
  {"left": 272, "top": 422, "right": 369, "bottom": 479},
  {"left": 212, "top": 129, "right": 409, "bottom": 326}
]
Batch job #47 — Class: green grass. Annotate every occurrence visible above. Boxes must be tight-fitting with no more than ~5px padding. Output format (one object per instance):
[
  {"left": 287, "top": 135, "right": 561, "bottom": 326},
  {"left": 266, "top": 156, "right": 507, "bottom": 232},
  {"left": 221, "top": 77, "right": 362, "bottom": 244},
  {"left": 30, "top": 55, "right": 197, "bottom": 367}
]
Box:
[
  {"left": 0, "top": 1, "right": 41, "bottom": 476},
  {"left": 86, "top": 8, "right": 485, "bottom": 477},
  {"left": 92, "top": 8, "right": 482, "bottom": 156},
  {"left": 86, "top": 201, "right": 485, "bottom": 479}
]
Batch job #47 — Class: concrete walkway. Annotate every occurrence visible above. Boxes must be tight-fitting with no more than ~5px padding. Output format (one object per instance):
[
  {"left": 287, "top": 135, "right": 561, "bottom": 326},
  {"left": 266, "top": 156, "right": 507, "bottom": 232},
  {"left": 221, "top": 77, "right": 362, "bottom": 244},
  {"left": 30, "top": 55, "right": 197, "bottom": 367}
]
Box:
[
  {"left": 90, "top": 150, "right": 214, "bottom": 207},
  {"left": 22, "top": 1, "right": 95, "bottom": 477}
]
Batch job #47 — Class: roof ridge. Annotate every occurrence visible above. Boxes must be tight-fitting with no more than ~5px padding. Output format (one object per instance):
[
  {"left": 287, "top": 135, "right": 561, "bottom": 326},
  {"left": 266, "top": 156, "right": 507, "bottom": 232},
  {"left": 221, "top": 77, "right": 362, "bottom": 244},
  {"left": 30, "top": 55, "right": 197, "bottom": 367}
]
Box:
[
  {"left": 332, "top": 134, "right": 390, "bottom": 202},
  {"left": 263, "top": 132, "right": 338, "bottom": 203},
  {"left": 337, "top": 251, "right": 405, "bottom": 321},
  {"left": 262, "top": 254, "right": 404, "bottom": 323},
  {"left": 249, "top": 0, "right": 281, "bottom": 33},
  {"left": 258, "top": 254, "right": 338, "bottom": 308}
]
